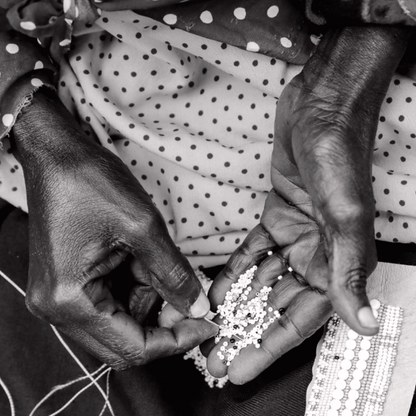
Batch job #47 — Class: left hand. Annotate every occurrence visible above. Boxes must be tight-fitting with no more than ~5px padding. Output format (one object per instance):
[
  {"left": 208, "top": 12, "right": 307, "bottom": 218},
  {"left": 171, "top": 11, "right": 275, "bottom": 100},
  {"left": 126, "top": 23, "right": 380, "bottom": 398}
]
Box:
[
  {"left": 203, "top": 24, "right": 413, "bottom": 384},
  {"left": 202, "top": 189, "right": 333, "bottom": 384}
]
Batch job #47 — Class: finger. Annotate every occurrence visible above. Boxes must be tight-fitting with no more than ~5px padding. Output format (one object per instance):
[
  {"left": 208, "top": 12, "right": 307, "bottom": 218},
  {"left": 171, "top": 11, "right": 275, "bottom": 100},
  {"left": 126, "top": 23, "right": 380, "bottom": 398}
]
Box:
[
  {"left": 209, "top": 224, "right": 276, "bottom": 311},
  {"left": 291, "top": 127, "right": 379, "bottom": 335},
  {"left": 205, "top": 261, "right": 294, "bottom": 378},
  {"left": 56, "top": 280, "right": 217, "bottom": 369},
  {"left": 129, "top": 258, "right": 160, "bottom": 324},
  {"left": 131, "top": 232, "right": 210, "bottom": 319},
  {"left": 327, "top": 231, "right": 379, "bottom": 336},
  {"left": 129, "top": 284, "right": 160, "bottom": 325},
  {"left": 205, "top": 268, "right": 302, "bottom": 379},
  {"left": 254, "top": 252, "right": 291, "bottom": 287},
  {"left": 261, "top": 190, "right": 318, "bottom": 245},
  {"left": 225, "top": 289, "right": 332, "bottom": 384},
  {"left": 158, "top": 303, "right": 186, "bottom": 328},
  {"left": 96, "top": 0, "right": 183, "bottom": 11}
]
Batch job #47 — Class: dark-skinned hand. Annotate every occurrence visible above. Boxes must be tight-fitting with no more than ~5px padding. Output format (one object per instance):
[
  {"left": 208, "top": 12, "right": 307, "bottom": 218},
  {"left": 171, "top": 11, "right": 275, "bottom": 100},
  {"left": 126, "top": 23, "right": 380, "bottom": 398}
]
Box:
[
  {"left": 202, "top": 25, "right": 413, "bottom": 384},
  {"left": 12, "top": 89, "right": 216, "bottom": 370}
]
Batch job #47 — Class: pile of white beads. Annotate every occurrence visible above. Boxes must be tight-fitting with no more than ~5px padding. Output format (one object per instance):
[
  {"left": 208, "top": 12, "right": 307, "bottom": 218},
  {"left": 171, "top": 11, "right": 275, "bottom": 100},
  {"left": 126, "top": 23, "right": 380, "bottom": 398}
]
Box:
[{"left": 215, "top": 265, "right": 282, "bottom": 366}]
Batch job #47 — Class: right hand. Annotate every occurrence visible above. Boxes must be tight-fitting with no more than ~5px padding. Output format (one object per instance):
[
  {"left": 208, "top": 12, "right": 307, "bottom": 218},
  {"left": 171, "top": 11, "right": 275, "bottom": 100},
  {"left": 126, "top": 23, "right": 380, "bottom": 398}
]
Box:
[{"left": 12, "top": 90, "right": 215, "bottom": 370}]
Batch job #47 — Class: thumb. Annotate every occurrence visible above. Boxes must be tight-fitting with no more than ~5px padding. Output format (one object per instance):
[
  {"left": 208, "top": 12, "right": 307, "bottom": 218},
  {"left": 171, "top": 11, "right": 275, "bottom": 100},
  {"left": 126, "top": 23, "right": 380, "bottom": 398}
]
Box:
[{"left": 324, "top": 207, "right": 379, "bottom": 336}]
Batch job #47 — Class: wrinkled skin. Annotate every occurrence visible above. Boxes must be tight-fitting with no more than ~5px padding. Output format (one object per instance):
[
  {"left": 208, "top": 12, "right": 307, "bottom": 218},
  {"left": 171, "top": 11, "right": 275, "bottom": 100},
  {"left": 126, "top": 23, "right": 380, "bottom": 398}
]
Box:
[
  {"left": 202, "top": 25, "right": 413, "bottom": 384},
  {"left": 12, "top": 90, "right": 215, "bottom": 370}
]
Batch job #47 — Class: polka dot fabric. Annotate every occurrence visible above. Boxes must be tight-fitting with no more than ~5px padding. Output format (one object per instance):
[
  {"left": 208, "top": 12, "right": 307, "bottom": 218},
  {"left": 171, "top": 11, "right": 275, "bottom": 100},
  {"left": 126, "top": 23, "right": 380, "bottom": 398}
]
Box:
[
  {"left": 58, "top": 10, "right": 416, "bottom": 267},
  {"left": 57, "top": 12, "right": 289, "bottom": 268},
  {"left": 372, "top": 75, "right": 416, "bottom": 243},
  {"left": 142, "top": 0, "right": 321, "bottom": 65},
  {"left": 0, "top": 24, "right": 56, "bottom": 143},
  {"left": 2, "top": 0, "right": 100, "bottom": 61},
  {"left": 0, "top": 6, "right": 416, "bottom": 268}
]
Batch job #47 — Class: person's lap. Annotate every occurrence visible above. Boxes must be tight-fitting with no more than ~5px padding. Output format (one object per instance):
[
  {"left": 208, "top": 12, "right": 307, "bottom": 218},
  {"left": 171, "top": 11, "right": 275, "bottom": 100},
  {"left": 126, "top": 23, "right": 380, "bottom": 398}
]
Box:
[{"left": 0, "top": 200, "right": 319, "bottom": 416}]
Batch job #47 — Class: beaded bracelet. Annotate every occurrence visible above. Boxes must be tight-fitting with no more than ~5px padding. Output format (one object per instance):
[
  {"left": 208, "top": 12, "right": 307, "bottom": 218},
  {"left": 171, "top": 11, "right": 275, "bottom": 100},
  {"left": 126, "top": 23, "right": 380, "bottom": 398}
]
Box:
[{"left": 305, "top": 300, "right": 403, "bottom": 416}]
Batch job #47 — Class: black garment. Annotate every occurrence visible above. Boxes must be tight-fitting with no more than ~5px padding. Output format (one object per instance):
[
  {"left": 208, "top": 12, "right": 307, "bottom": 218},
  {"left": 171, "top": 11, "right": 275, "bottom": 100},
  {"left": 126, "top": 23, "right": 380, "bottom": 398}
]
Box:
[{"left": 0, "top": 200, "right": 319, "bottom": 416}]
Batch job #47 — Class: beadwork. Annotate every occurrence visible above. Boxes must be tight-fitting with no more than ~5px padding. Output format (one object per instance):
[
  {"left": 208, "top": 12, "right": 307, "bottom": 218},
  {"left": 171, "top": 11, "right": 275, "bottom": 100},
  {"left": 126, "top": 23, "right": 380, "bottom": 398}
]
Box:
[
  {"left": 175, "top": 269, "right": 229, "bottom": 388},
  {"left": 215, "top": 265, "right": 282, "bottom": 366},
  {"left": 305, "top": 300, "right": 403, "bottom": 416}
]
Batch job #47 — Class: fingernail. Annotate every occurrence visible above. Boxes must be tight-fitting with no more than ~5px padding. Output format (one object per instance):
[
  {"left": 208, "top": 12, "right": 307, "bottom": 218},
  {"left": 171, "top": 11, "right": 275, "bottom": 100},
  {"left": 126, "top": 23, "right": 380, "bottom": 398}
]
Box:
[
  {"left": 357, "top": 306, "right": 379, "bottom": 328},
  {"left": 190, "top": 291, "right": 210, "bottom": 318}
]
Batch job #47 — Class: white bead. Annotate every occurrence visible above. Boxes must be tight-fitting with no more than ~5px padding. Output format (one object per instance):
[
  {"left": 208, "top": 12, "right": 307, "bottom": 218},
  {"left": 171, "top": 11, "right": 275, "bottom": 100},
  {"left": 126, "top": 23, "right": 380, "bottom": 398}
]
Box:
[
  {"left": 343, "top": 349, "right": 354, "bottom": 360},
  {"left": 370, "top": 298, "right": 381, "bottom": 310},
  {"left": 352, "top": 369, "right": 364, "bottom": 380},
  {"left": 345, "top": 339, "right": 356, "bottom": 350},
  {"left": 330, "top": 399, "right": 341, "bottom": 410},
  {"left": 338, "top": 369, "right": 349, "bottom": 380},
  {"left": 341, "top": 409, "right": 353, "bottom": 416},
  {"left": 335, "top": 379, "right": 346, "bottom": 390},
  {"left": 332, "top": 389, "right": 344, "bottom": 400},
  {"left": 348, "top": 389, "right": 359, "bottom": 401},
  {"left": 360, "top": 339, "right": 371, "bottom": 350},
  {"left": 358, "top": 350, "right": 369, "bottom": 361},
  {"left": 350, "top": 379, "right": 361, "bottom": 390},
  {"left": 356, "top": 359, "right": 367, "bottom": 371},
  {"left": 347, "top": 329, "right": 358, "bottom": 340}
]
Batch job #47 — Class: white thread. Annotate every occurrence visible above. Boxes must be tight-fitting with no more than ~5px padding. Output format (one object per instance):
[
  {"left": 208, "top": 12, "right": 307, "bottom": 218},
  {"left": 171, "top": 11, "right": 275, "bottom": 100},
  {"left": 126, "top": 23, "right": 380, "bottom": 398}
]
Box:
[
  {"left": 98, "top": 369, "right": 112, "bottom": 416},
  {"left": 49, "top": 327, "right": 115, "bottom": 415},
  {"left": 29, "top": 364, "right": 108, "bottom": 416},
  {"left": 0, "top": 269, "right": 25, "bottom": 296},
  {"left": 0, "top": 376, "right": 15, "bottom": 416},
  {"left": 0, "top": 269, "right": 115, "bottom": 416},
  {"left": 48, "top": 368, "right": 112, "bottom": 416}
]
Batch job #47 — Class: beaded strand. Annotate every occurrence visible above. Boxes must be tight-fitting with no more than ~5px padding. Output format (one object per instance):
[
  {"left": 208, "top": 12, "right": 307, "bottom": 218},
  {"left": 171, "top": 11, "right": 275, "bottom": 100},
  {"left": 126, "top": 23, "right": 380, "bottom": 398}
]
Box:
[
  {"left": 215, "top": 265, "right": 283, "bottom": 366},
  {"left": 305, "top": 300, "right": 403, "bottom": 416}
]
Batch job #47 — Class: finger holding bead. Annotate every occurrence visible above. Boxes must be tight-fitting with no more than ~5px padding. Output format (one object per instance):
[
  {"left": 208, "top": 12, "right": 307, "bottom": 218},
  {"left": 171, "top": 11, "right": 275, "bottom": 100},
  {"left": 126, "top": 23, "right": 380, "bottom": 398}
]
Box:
[
  {"left": 206, "top": 264, "right": 282, "bottom": 378},
  {"left": 226, "top": 288, "right": 332, "bottom": 384},
  {"left": 209, "top": 224, "right": 276, "bottom": 312},
  {"left": 253, "top": 250, "right": 291, "bottom": 287},
  {"left": 209, "top": 271, "right": 300, "bottom": 378}
]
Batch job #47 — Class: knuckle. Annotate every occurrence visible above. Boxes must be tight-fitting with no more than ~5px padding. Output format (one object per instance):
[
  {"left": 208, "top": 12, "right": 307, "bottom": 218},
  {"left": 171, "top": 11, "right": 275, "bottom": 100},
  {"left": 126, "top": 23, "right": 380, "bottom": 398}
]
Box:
[
  {"left": 26, "top": 280, "right": 81, "bottom": 325},
  {"left": 25, "top": 288, "right": 48, "bottom": 319},
  {"left": 279, "top": 313, "right": 307, "bottom": 342},
  {"left": 344, "top": 268, "right": 368, "bottom": 295},
  {"left": 228, "top": 242, "right": 253, "bottom": 272},
  {"left": 329, "top": 202, "right": 368, "bottom": 226}
]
